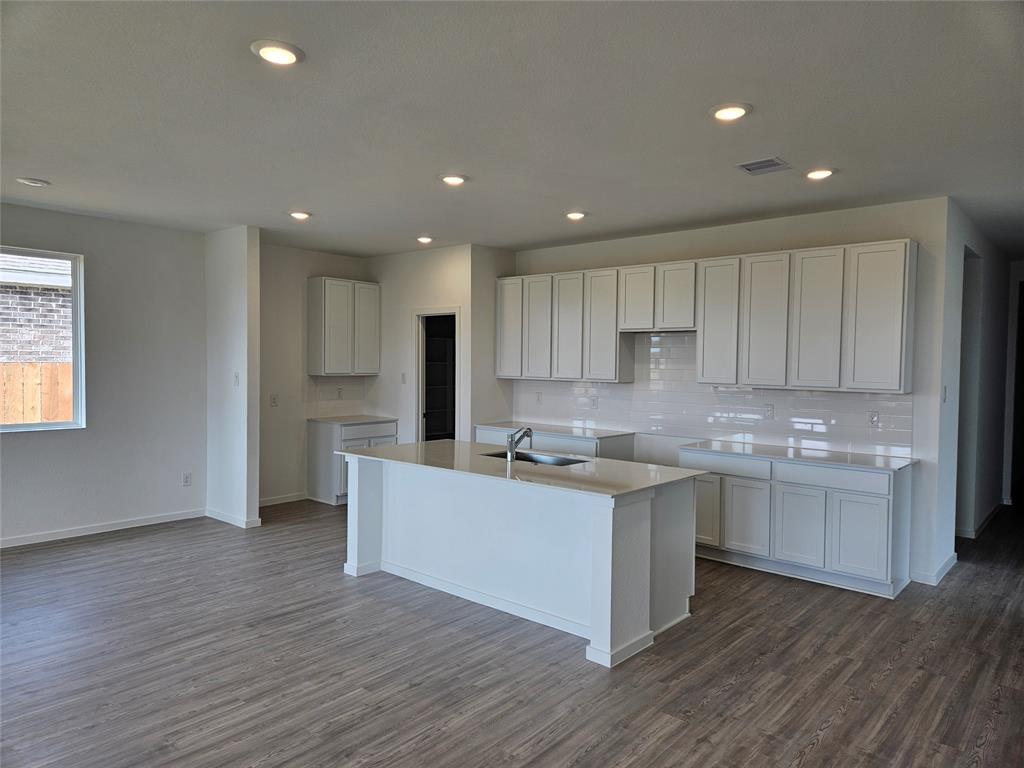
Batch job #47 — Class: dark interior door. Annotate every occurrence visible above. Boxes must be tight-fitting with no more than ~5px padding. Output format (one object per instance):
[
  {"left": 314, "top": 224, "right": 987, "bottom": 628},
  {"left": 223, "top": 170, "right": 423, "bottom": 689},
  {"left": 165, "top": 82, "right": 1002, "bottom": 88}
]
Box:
[{"left": 423, "top": 315, "right": 456, "bottom": 441}]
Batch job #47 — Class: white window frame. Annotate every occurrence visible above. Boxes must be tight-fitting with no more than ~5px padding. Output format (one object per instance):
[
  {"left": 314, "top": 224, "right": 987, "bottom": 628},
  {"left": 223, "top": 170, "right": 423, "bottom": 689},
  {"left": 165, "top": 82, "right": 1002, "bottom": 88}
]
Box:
[{"left": 0, "top": 245, "right": 86, "bottom": 433}]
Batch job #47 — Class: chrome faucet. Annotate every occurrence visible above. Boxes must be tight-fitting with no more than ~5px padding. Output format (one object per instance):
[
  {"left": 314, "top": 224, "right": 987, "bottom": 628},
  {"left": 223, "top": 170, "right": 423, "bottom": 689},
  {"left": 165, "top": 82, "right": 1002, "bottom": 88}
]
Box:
[{"left": 506, "top": 427, "right": 533, "bottom": 462}]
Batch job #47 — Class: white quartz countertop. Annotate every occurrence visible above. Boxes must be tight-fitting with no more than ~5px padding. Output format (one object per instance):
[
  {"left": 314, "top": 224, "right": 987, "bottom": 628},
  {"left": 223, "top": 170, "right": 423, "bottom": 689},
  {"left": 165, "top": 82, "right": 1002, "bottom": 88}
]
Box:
[
  {"left": 679, "top": 439, "right": 914, "bottom": 471},
  {"left": 476, "top": 421, "right": 635, "bottom": 440},
  {"left": 337, "top": 440, "right": 703, "bottom": 498},
  {"left": 308, "top": 414, "right": 397, "bottom": 426}
]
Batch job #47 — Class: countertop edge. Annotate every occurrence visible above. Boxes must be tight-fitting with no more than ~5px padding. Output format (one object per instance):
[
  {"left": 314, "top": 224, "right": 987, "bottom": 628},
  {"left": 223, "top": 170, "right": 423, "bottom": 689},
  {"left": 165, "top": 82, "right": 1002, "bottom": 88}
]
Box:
[{"left": 678, "top": 443, "right": 915, "bottom": 472}]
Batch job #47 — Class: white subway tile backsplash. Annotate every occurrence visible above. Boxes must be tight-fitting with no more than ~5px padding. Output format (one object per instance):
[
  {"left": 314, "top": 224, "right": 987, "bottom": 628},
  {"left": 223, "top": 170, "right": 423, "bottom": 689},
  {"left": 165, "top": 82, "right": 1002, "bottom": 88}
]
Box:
[{"left": 512, "top": 332, "right": 912, "bottom": 456}]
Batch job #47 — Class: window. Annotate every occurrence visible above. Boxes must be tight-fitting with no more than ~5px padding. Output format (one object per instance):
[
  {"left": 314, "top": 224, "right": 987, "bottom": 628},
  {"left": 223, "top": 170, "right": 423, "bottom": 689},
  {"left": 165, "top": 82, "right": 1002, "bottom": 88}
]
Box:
[{"left": 0, "top": 246, "right": 85, "bottom": 431}]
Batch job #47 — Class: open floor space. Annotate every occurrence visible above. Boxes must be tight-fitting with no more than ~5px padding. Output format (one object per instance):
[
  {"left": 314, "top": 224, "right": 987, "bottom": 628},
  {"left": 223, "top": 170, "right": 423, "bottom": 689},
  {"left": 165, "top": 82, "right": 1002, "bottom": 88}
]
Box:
[{"left": 3, "top": 502, "right": 1022, "bottom": 768}]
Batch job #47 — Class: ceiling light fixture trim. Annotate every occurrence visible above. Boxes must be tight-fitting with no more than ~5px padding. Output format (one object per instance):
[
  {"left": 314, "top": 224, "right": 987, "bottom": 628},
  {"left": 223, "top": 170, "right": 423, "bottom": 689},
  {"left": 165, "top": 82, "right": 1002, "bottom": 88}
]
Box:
[
  {"left": 15, "top": 177, "right": 51, "bottom": 188},
  {"left": 251, "top": 40, "right": 306, "bottom": 65},
  {"left": 289, "top": 211, "right": 312, "bottom": 221},
  {"left": 441, "top": 175, "right": 466, "bottom": 186},
  {"left": 711, "top": 103, "right": 751, "bottom": 122},
  {"left": 566, "top": 211, "right": 587, "bottom": 221},
  {"left": 806, "top": 168, "right": 834, "bottom": 180},
  {"left": 417, "top": 236, "right": 433, "bottom": 244}
]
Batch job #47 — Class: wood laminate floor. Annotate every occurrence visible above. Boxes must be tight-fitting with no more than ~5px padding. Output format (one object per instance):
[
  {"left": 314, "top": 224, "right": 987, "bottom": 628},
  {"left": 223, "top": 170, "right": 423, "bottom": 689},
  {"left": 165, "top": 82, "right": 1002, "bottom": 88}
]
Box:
[{"left": 2, "top": 501, "right": 1022, "bottom": 768}]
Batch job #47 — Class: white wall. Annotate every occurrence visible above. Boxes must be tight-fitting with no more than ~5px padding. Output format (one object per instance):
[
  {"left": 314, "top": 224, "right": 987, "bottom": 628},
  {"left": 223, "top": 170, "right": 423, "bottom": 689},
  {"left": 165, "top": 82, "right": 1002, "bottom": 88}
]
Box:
[
  {"left": 944, "top": 202, "right": 1009, "bottom": 540},
  {"left": 0, "top": 204, "right": 207, "bottom": 545},
  {"left": 259, "top": 243, "right": 372, "bottom": 505},
  {"left": 205, "top": 226, "right": 260, "bottom": 528},
  {"left": 365, "top": 245, "right": 474, "bottom": 442},
  {"left": 515, "top": 197, "right": 972, "bottom": 584},
  {"left": 1003, "top": 261, "right": 1024, "bottom": 505},
  {"left": 469, "top": 245, "right": 516, "bottom": 429}
]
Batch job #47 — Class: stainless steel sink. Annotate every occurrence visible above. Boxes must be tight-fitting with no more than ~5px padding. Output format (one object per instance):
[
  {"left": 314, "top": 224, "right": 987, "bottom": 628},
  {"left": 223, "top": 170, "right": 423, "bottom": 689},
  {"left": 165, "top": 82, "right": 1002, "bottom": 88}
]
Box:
[{"left": 481, "top": 450, "right": 589, "bottom": 466}]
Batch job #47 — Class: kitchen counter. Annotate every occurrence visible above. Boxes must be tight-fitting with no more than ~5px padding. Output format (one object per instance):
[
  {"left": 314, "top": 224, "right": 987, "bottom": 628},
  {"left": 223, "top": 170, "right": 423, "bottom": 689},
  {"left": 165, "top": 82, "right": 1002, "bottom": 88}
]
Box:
[
  {"left": 477, "top": 420, "right": 635, "bottom": 440},
  {"left": 338, "top": 439, "right": 702, "bottom": 498},
  {"left": 308, "top": 414, "right": 397, "bottom": 426},
  {"left": 679, "top": 438, "right": 914, "bottom": 471}
]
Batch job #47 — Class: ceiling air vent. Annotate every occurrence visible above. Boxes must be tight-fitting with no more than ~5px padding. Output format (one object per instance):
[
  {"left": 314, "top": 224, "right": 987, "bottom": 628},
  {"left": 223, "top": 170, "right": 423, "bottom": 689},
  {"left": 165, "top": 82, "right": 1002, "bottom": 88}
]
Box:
[{"left": 737, "top": 157, "right": 790, "bottom": 175}]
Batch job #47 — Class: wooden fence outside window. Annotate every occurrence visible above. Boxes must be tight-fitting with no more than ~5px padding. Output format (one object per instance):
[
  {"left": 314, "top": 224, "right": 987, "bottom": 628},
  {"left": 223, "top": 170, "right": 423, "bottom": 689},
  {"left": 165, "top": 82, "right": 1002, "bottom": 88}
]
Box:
[{"left": 0, "top": 362, "right": 74, "bottom": 424}]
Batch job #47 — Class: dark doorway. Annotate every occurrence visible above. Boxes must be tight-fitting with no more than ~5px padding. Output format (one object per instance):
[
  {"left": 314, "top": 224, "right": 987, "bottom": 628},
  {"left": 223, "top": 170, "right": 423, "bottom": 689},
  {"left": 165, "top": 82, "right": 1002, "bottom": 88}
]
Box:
[
  {"left": 422, "top": 314, "right": 456, "bottom": 441},
  {"left": 1012, "top": 283, "right": 1024, "bottom": 503}
]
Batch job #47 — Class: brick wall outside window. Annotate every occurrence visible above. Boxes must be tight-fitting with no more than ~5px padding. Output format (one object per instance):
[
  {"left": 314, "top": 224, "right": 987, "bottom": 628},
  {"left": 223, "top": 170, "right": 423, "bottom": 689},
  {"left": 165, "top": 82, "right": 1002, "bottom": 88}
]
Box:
[{"left": 0, "top": 284, "right": 73, "bottom": 363}]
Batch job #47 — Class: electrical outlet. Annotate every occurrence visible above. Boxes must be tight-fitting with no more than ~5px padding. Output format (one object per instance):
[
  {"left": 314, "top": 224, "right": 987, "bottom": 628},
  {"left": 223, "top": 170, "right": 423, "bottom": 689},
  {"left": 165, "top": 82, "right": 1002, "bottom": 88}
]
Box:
[
  {"left": 535, "top": 391, "right": 542, "bottom": 405},
  {"left": 269, "top": 394, "right": 279, "bottom": 407},
  {"left": 336, "top": 386, "right": 344, "bottom": 400},
  {"left": 590, "top": 396, "right": 599, "bottom": 409},
  {"left": 401, "top": 372, "right": 407, "bottom": 385},
  {"left": 764, "top": 403, "right": 775, "bottom": 420},
  {"left": 868, "top": 411, "right": 880, "bottom": 427},
  {"left": 182, "top": 472, "right": 192, "bottom": 487},
  {"left": 233, "top": 371, "right": 240, "bottom": 387}
]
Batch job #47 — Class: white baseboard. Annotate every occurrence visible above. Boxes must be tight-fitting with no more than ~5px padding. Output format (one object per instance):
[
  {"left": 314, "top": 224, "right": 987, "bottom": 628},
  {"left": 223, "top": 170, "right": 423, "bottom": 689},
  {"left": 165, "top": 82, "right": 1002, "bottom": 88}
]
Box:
[
  {"left": 259, "top": 492, "right": 307, "bottom": 507},
  {"left": 0, "top": 508, "right": 206, "bottom": 548},
  {"left": 205, "top": 508, "right": 262, "bottom": 529},
  {"left": 344, "top": 560, "right": 381, "bottom": 576},
  {"left": 956, "top": 504, "right": 1000, "bottom": 540},
  {"left": 382, "top": 560, "right": 591, "bottom": 639},
  {"left": 585, "top": 631, "right": 655, "bottom": 668},
  {"left": 910, "top": 551, "right": 957, "bottom": 586}
]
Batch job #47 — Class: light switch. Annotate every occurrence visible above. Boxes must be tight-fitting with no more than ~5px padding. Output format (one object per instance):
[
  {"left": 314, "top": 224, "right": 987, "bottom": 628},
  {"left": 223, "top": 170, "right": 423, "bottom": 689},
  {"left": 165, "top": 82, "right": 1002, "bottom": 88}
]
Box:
[{"left": 270, "top": 394, "right": 279, "bottom": 407}]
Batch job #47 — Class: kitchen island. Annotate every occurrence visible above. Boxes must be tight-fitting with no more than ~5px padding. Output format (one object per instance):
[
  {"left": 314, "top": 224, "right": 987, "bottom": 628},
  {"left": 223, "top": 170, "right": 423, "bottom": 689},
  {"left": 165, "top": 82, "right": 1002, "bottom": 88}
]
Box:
[{"left": 337, "top": 440, "right": 705, "bottom": 667}]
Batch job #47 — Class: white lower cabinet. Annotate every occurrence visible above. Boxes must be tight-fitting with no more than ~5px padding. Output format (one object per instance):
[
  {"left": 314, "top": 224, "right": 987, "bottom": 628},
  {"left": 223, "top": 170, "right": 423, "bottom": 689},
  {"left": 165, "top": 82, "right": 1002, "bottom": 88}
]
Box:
[
  {"left": 681, "top": 446, "right": 910, "bottom": 598},
  {"left": 722, "top": 476, "right": 771, "bottom": 557},
  {"left": 828, "top": 491, "right": 890, "bottom": 581},
  {"left": 772, "top": 484, "right": 827, "bottom": 568},
  {"left": 307, "top": 418, "right": 398, "bottom": 505},
  {"left": 694, "top": 474, "right": 722, "bottom": 547}
]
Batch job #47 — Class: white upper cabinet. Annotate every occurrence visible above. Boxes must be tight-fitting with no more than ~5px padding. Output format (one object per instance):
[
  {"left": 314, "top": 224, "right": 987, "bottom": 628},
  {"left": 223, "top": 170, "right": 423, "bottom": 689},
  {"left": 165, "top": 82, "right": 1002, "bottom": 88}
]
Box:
[
  {"left": 841, "top": 241, "right": 916, "bottom": 392},
  {"left": 583, "top": 269, "right": 633, "bottom": 382},
  {"left": 522, "top": 275, "right": 553, "bottom": 379},
  {"left": 617, "top": 265, "right": 655, "bottom": 330},
  {"left": 551, "top": 272, "right": 584, "bottom": 379},
  {"left": 308, "top": 277, "right": 380, "bottom": 376},
  {"left": 353, "top": 282, "right": 381, "bottom": 374},
  {"left": 495, "top": 277, "right": 524, "bottom": 378},
  {"left": 738, "top": 252, "right": 790, "bottom": 387},
  {"left": 696, "top": 257, "right": 740, "bottom": 384},
  {"left": 788, "top": 248, "right": 845, "bottom": 389},
  {"left": 655, "top": 261, "right": 696, "bottom": 330}
]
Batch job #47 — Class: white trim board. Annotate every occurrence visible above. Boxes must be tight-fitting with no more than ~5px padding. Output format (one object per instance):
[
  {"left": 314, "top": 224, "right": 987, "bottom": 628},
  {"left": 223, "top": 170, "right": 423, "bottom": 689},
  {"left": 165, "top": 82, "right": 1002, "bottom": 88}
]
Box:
[
  {"left": 259, "top": 492, "right": 307, "bottom": 507},
  {"left": 0, "top": 508, "right": 205, "bottom": 548},
  {"left": 206, "top": 508, "right": 262, "bottom": 529},
  {"left": 910, "top": 551, "right": 958, "bottom": 586}
]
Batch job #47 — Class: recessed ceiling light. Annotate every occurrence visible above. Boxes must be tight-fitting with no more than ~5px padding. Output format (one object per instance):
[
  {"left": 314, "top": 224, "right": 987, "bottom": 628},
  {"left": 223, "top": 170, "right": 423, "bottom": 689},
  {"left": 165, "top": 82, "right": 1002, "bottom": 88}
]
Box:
[
  {"left": 417, "top": 236, "right": 433, "bottom": 244},
  {"left": 289, "top": 211, "right": 312, "bottom": 221},
  {"left": 566, "top": 211, "right": 587, "bottom": 221},
  {"left": 711, "top": 103, "right": 750, "bottom": 122},
  {"left": 806, "top": 168, "right": 834, "bottom": 180},
  {"left": 250, "top": 40, "right": 305, "bottom": 65},
  {"left": 16, "top": 177, "right": 51, "bottom": 188},
  {"left": 441, "top": 175, "right": 466, "bottom": 187}
]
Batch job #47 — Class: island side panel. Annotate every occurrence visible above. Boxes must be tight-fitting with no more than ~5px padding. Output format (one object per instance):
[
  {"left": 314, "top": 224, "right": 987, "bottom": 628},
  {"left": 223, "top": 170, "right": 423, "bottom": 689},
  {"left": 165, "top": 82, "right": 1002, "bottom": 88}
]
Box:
[
  {"left": 344, "top": 456, "right": 384, "bottom": 576},
  {"left": 650, "top": 478, "right": 696, "bottom": 634},
  {"left": 586, "top": 490, "right": 654, "bottom": 668},
  {"left": 378, "top": 462, "right": 596, "bottom": 638}
]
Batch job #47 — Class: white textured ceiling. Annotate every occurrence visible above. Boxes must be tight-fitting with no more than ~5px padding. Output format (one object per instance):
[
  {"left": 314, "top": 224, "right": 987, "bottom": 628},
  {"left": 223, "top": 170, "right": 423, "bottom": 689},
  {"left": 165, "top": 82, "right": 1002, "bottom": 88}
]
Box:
[{"left": 2, "top": 1, "right": 1022, "bottom": 256}]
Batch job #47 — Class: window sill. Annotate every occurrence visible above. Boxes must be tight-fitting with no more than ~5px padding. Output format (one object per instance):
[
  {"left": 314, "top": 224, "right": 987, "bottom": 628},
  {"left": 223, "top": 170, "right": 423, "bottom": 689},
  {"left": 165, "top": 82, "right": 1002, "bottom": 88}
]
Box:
[{"left": 1, "top": 421, "right": 86, "bottom": 434}]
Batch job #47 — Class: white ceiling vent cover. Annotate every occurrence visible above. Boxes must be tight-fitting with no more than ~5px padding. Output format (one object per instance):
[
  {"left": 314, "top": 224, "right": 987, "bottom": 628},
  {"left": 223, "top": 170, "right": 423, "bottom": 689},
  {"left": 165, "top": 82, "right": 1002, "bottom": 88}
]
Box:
[{"left": 737, "top": 157, "right": 790, "bottom": 175}]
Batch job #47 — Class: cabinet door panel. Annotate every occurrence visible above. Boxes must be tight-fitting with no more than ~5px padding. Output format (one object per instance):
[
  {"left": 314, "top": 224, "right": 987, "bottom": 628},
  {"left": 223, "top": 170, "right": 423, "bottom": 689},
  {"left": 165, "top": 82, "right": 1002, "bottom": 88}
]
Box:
[
  {"left": 353, "top": 282, "right": 380, "bottom": 374},
  {"left": 617, "top": 266, "right": 655, "bottom": 330},
  {"left": 695, "top": 474, "right": 722, "bottom": 547},
  {"left": 722, "top": 476, "right": 771, "bottom": 556},
  {"left": 739, "top": 253, "right": 789, "bottom": 386},
  {"left": 696, "top": 257, "right": 740, "bottom": 384},
  {"left": 655, "top": 261, "right": 696, "bottom": 330},
  {"left": 583, "top": 269, "right": 620, "bottom": 381},
  {"left": 841, "top": 241, "right": 908, "bottom": 391},
  {"left": 552, "top": 272, "right": 584, "bottom": 379},
  {"left": 324, "top": 279, "right": 354, "bottom": 375},
  {"left": 339, "top": 437, "right": 370, "bottom": 494},
  {"left": 495, "top": 278, "right": 523, "bottom": 377},
  {"left": 772, "top": 484, "right": 826, "bottom": 568},
  {"left": 788, "top": 248, "right": 844, "bottom": 388},
  {"left": 522, "top": 275, "right": 553, "bottom": 379},
  {"left": 828, "top": 491, "right": 889, "bottom": 581}
]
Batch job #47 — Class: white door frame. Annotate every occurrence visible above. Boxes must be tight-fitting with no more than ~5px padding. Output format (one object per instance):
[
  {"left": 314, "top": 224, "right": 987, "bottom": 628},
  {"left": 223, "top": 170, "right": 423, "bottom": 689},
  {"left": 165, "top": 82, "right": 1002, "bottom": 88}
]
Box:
[
  {"left": 1002, "top": 262, "right": 1024, "bottom": 505},
  {"left": 413, "top": 307, "right": 461, "bottom": 443}
]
